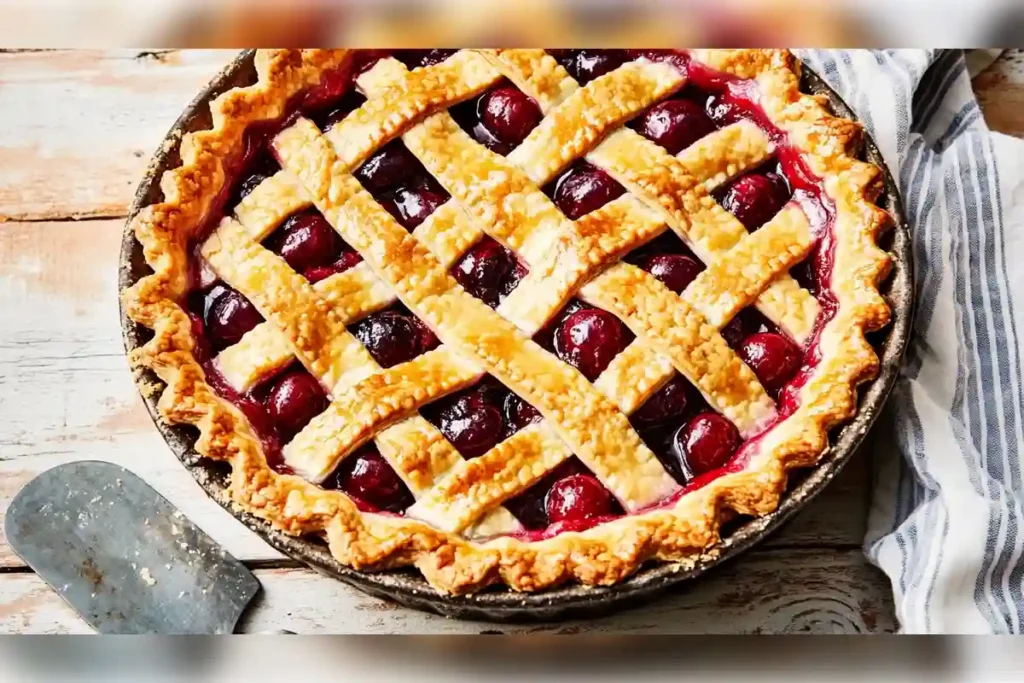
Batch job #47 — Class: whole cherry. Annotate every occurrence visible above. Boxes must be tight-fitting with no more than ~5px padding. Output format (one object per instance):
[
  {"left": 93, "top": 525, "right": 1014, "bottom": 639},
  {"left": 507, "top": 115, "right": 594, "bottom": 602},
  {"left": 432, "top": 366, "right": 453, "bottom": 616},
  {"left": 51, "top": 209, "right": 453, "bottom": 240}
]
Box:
[
  {"left": 545, "top": 474, "right": 614, "bottom": 524},
  {"left": 334, "top": 446, "right": 412, "bottom": 512},
  {"left": 718, "top": 172, "right": 790, "bottom": 231},
  {"left": 737, "top": 332, "right": 802, "bottom": 396},
  {"left": 268, "top": 212, "right": 339, "bottom": 272},
  {"left": 354, "top": 142, "right": 422, "bottom": 194},
  {"left": 352, "top": 310, "right": 425, "bottom": 368},
  {"left": 639, "top": 253, "right": 703, "bottom": 295},
  {"left": 554, "top": 307, "right": 630, "bottom": 381},
  {"left": 204, "top": 287, "right": 263, "bottom": 348},
  {"left": 674, "top": 412, "right": 741, "bottom": 477},
  {"left": 380, "top": 187, "right": 448, "bottom": 230},
  {"left": 552, "top": 162, "right": 625, "bottom": 220},
  {"left": 633, "top": 98, "right": 715, "bottom": 155},
  {"left": 452, "top": 237, "right": 525, "bottom": 307},
  {"left": 479, "top": 87, "right": 542, "bottom": 148},
  {"left": 265, "top": 370, "right": 329, "bottom": 436},
  {"left": 436, "top": 392, "right": 505, "bottom": 458}
]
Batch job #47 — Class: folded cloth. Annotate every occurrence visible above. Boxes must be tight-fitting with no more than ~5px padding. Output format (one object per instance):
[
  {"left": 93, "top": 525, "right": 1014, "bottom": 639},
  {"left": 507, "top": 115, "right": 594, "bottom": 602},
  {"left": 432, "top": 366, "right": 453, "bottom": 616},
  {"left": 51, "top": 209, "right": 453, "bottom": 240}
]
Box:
[{"left": 797, "top": 49, "right": 1024, "bottom": 634}]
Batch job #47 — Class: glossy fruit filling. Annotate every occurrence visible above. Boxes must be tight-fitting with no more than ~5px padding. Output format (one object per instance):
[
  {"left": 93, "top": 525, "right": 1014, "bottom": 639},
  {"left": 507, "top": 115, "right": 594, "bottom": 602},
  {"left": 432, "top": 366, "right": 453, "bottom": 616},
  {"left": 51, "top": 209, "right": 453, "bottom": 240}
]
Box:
[{"left": 183, "top": 49, "right": 843, "bottom": 537}]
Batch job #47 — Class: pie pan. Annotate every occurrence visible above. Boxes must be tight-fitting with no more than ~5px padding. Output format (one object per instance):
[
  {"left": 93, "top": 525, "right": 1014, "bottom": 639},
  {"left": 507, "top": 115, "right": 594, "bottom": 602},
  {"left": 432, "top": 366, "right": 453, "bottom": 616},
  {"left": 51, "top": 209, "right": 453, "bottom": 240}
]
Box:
[{"left": 119, "top": 50, "right": 913, "bottom": 623}]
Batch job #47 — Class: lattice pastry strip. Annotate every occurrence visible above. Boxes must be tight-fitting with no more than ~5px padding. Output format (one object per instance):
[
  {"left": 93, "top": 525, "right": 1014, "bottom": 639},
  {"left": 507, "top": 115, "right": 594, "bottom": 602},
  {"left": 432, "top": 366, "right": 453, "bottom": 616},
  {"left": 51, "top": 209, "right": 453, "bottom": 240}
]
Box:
[
  {"left": 282, "top": 345, "right": 483, "bottom": 481},
  {"left": 232, "top": 170, "right": 312, "bottom": 240},
  {"left": 486, "top": 49, "right": 820, "bottom": 345},
  {"left": 581, "top": 264, "right": 776, "bottom": 434},
  {"left": 357, "top": 57, "right": 684, "bottom": 336},
  {"left": 358, "top": 55, "right": 782, "bottom": 434},
  {"left": 586, "top": 128, "right": 821, "bottom": 342},
  {"left": 501, "top": 59, "right": 686, "bottom": 189},
  {"left": 408, "top": 422, "right": 573, "bottom": 534},
  {"left": 216, "top": 263, "right": 395, "bottom": 391},
  {"left": 374, "top": 415, "right": 522, "bottom": 537},
  {"left": 272, "top": 117, "right": 679, "bottom": 513},
  {"left": 200, "top": 219, "right": 378, "bottom": 392},
  {"left": 681, "top": 205, "right": 814, "bottom": 328},
  {"left": 207, "top": 49, "right": 818, "bottom": 530},
  {"left": 592, "top": 341, "right": 677, "bottom": 415},
  {"left": 323, "top": 50, "right": 505, "bottom": 170}
]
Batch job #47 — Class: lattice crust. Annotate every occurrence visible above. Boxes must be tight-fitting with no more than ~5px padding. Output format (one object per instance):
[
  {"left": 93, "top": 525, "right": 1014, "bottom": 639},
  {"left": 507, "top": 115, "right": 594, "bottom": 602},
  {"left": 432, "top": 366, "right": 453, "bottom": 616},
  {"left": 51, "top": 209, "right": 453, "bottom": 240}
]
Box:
[
  {"left": 122, "top": 48, "right": 892, "bottom": 595},
  {"left": 272, "top": 116, "right": 679, "bottom": 512}
]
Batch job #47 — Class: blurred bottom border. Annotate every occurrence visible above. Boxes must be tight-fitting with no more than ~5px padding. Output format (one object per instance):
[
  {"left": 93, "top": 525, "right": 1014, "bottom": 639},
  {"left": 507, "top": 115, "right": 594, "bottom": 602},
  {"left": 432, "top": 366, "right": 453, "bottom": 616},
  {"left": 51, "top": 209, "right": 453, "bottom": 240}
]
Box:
[{"left": 2, "top": 636, "right": 1023, "bottom": 682}]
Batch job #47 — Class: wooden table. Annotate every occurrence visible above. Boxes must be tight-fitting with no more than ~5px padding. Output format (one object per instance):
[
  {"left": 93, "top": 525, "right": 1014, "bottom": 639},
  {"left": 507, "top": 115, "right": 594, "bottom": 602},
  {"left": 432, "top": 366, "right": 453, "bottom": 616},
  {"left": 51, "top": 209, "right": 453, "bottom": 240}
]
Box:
[{"left": 1, "top": 49, "right": 1019, "bottom": 634}]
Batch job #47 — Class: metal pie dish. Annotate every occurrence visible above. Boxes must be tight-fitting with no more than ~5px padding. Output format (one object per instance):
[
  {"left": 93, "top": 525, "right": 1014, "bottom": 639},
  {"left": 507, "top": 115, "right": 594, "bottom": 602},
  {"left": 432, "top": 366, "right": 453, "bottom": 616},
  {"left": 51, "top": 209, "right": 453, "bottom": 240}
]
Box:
[{"left": 119, "top": 50, "right": 913, "bottom": 623}]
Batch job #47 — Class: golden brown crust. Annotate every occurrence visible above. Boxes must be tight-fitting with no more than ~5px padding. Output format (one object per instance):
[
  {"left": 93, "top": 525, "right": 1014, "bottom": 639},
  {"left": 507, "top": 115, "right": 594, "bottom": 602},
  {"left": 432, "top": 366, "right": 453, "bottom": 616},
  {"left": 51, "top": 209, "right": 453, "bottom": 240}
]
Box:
[{"left": 121, "top": 48, "right": 891, "bottom": 595}]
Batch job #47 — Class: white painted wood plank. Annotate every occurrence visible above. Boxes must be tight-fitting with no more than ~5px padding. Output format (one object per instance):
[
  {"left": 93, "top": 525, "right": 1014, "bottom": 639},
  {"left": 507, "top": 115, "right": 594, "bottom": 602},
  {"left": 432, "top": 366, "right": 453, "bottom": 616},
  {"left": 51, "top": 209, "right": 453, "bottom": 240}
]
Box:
[
  {"left": 0, "top": 49, "right": 229, "bottom": 220},
  {"left": 0, "top": 549, "right": 895, "bottom": 634}
]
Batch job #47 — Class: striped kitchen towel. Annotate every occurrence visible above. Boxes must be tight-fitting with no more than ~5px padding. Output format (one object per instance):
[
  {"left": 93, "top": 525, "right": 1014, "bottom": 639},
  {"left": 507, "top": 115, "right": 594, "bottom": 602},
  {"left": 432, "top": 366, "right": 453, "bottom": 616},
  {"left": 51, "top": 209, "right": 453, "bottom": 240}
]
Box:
[{"left": 797, "top": 49, "right": 1024, "bottom": 634}]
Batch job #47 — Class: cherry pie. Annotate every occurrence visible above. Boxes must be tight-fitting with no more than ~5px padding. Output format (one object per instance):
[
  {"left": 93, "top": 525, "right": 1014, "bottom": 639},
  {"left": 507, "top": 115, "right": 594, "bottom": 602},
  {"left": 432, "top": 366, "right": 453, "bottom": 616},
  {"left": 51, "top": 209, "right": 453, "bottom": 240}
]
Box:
[{"left": 123, "top": 49, "right": 892, "bottom": 594}]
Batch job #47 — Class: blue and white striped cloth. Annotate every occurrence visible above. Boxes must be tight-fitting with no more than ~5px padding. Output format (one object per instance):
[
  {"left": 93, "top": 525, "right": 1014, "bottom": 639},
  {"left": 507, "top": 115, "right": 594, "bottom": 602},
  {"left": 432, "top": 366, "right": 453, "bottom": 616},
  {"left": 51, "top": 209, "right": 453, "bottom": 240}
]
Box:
[{"left": 797, "top": 50, "right": 1024, "bottom": 633}]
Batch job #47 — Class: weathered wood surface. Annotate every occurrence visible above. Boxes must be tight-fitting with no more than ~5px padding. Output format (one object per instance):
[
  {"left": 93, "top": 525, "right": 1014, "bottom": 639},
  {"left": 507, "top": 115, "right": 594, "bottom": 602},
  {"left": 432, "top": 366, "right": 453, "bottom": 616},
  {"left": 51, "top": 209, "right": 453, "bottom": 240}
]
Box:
[
  {"left": 0, "top": 50, "right": 232, "bottom": 221},
  {"left": 7, "top": 46, "right": 1018, "bottom": 633},
  {"left": 0, "top": 550, "right": 893, "bottom": 634}
]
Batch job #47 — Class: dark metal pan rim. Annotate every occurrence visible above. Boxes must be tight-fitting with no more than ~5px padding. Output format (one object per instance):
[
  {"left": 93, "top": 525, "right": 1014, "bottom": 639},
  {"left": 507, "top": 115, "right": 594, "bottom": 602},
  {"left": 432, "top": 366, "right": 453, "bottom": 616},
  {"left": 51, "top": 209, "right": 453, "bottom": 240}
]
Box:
[{"left": 118, "top": 49, "right": 914, "bottom": 623}]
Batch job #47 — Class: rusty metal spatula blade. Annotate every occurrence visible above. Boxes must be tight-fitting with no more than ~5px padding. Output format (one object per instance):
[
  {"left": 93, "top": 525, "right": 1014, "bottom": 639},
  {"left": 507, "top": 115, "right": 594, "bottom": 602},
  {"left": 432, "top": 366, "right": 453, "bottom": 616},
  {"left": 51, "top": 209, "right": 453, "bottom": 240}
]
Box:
[{"left": 4, "top": 461, "right": 260, "bottom": 634}]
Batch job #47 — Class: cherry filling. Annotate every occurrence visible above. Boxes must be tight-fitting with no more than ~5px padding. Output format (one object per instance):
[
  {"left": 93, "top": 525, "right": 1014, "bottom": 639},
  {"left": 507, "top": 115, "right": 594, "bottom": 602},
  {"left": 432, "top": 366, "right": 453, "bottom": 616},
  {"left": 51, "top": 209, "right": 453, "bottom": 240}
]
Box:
[
  {"left": 737, "top": 332, "right": 803, "bottom": 398},
  {"left": 673, "top": 412, "right": 741, "bottom": 478},
  {"left": 721, "top": 306, "right": 774, "bottom": 348},
  {"left": 315, "top": 90, "right": 369, "bottom": 133},
  {"left": 379, "top": 186, "right": 449, "bottom": 230},
  {"left": 549, "top": 161, "right": 626, "bottom": 220},
  {"left": 202, "top": 285, "right": 264, "bottom": 349},
  {"left": 451, "top": 236, "right": 528, "bottom": 308},
  {"left": 354, "top": 141, "right": 423, "bottom": 193},
  {"left": 422, "top": 382, "right": 507, "bottom": 459},
  {"left": 503, "top": 392, "right": 542, "bottom": 436},
  {"left": 715, "top": 165, "right": 792, "bottom": 231},
  {"left": 631, "top": 375, "right": 694, "bottom": 429},
  {"left": 630, "top": 96, "right": 716, "bottom": 155},
  {"left": 639, "top": 253, "right": 704, "bottom": 294},
  {"left": 545, "top": 474, "right": 613, "bottom": 524},
  {"left": 551, "top": 49, "right": 630, "bottom": 85},
  {"left": 351, "top": 306, "right": 439, "bottom": 368},
  {"left": 550, "top": 303, "right": 633, "bottom": 381},
  {"left": 504, "top": 457, "right": 623, "bottom": 531},
  {"left": 265, "top": 369, "right": 330, "bottom": 438},
  {"left": 344, "top": 138, "right": 452, "bottom": 231},
  {"left": 450, "top": 79, "right": 543, "bottom": 156},
  {"left": 325, "top": 444, "right": 414, "bottom": 513},
  {"left": 479, "top": 87, "right": 543, "bottom": 148},
  {"left": 264, "top": 211, "right": 340, "bottom": 271},
  {"left": 181, "top": 49, "right": 847, "bottom": 538},
  {"left": 395, "top": 49, "right": 458, "bottom": 70},
  {"left": 303, "top": 251, "right": 363, "bottom": 284}
]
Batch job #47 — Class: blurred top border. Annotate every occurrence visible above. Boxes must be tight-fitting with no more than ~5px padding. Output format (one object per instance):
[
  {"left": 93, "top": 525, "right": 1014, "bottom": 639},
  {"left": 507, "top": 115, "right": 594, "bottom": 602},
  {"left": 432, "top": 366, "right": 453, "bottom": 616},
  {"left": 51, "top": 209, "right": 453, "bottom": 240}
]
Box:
[{"left": 0, "top": 0, "right": 1021, "bottom": 48}]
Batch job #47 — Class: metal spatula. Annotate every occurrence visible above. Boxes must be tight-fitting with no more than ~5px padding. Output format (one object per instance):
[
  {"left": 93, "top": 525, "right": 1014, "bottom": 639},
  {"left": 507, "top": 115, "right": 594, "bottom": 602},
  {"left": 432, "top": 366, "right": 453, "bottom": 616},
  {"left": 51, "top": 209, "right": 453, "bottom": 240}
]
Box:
[{"left": 4, "top": 461, "right": 261, "bottom": 634}]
